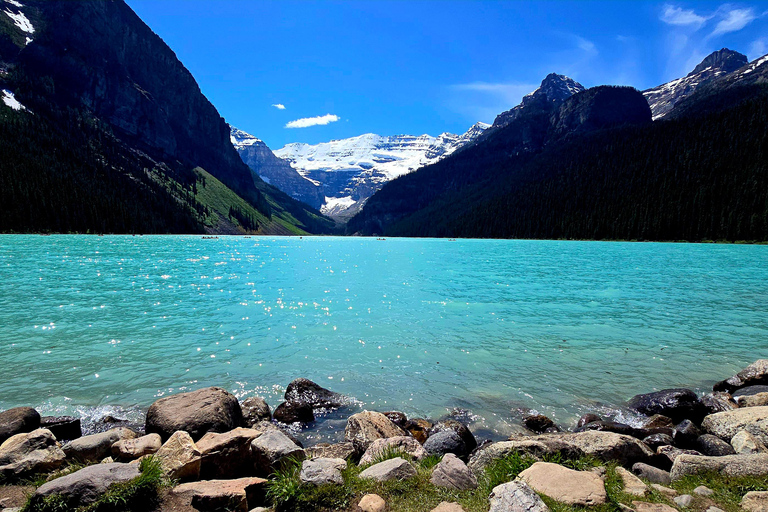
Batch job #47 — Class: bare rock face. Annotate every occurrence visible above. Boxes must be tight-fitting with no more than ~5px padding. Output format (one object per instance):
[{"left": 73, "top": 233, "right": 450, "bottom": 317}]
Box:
[
  {"left": 0, "top": 428, "right": 66, "bottom": 478},
  {"left": 0, "top": 407, "right": 40, "bottom": 445},
  {"left": 171, "top": 477, "right": 267, "bottom": 512},
  {"left": 519, "top": 462, "right": 607, "bottom": 506},
  {"left": 358, "top": 457, "right": 417, "bottom": 482},
  {"left": 701, "top": 406, "right": 768, "bottom": 444},
  {"left": 489, "top": 481, "right": 550, "bottom": 512},
  {"left": 714, "top": 359, "right": 768, "bottom": 394},
  {"left": 196, "top": 427, "right": 262, "bottom": 479},
  {"left": 30, "top": 463, "right": 140, "bottom": 508},
  {"left": 63, "top": 427, "right": 138, "bottom": 463},
  {"left": 430, "top": 453, "right": 477, "bottom": 490},
  {"left": 670, "top": 453, "right": 768, "bottom": 479},
  {"left": 153, "top": 430, "right": 202, "bottom": 482},
  {"left": 111, "top": 433, "right": 162, "bottom": 461},
  {"left": 345, "top": 411, "right": 407, "bottom": 453},
  {"left": 145, "top": 387, "right": 243, "bottom": 442},
  {"left": 359, "top": 436, "right": 427, "bottom": 466}
]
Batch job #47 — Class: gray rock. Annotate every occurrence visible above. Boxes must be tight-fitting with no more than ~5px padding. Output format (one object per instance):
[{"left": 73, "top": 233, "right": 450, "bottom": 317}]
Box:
[
  {"left": 0, "top": 407, "right": 40, "bottom": 445},
  {"left": 111, "top": 433, "right": 162, "bottom": 461},
  {"left": 430, "top": 453, "right": 477, "bottom": 490},
  {"left": 305, "top": 442, "right": 357, "bottom": 461},
  {"left": 628, "top": 389, "right": 706, "bottom": 423},
  {"left": 701, "top": 406, "right": 768, "bottom": 444},
  {"left": 251, "top": 430, "right": 304, "bottom": 476},
  {"left": 713, "top": 359, "right": 768, "bottom": 393},
  {"left": 424, "top": 430, "right": 467, "bottom": 458},
  {"left": 241, "top": 397, "right": 271, "bottom": 426},
  {"left": 40, "top": 416, "right": 81, "bottom": 441},
  {"left": 670, "top": 453, "right": 768, "bottom": 479},
  {"left": 657, "top": 445, "right": 701, "bottom": 464},
  {"left": 285, "top": 378, "right": 344, "bottom": 409},
  {"left": 693, "top": 486, "right": 714, "bottom": 496},
  {"left": 344, "top": 411, "right": 407, "bottom": 452},
  {"left": 650, "top": 484, "right": 678, "bottom": 497},
  {"left": 0, "top": 428, "right": 66, "bottom": 478},
  {"left": 734, "top": 385, "right": 768, "bottom": 397},
  {"left": 63, "top": 427, "right": 138, "bottom": 463},
  {"left": 642, "top": 434, "right": 673, "bottom": 451},
  {"left": 631, "top": 462, "right": 671, "bottom": 485},
  {"left": 273, "top": 401, "right": 314, "bottom": 424},
  {"left": 299, "top": 457, "right": 346, "bottom": 485},
  {"left": 358, "top": 457, "right": 416, "bottom": 482},
  {"left": 31, "top": 463, "right": 140, "bottom": 508},
  {"left": 197, "top": 427, "right": 262, "bottom": 479},
  {"left": 359, "top": 436, "right": 427, "bottom": 465},
  {"left": 705, "top": 508, "right": 725, "bottom": 512},
  {"left": 731, "top": 430, "right": 768, "bottom": 454},
  {"left": 145, "top": 387, "right": 243, "bottom": 442},
  {"left": 632, "top": 502, "right": 678, "bottom": 512},
  {"left": 430, "top": 420, "right": 477, "bottom": 452},
  {"left": 741, "top": 491, "right": 768, "bottom": 512},
  {"left": 489, "top": 481, "right": 550, "bottom": 512},
  {"left": 673, "top": 494, "right": 693, "bottom": 507},
  {"left": 694, "top": 434, "right": 735, "bottom": 456}
]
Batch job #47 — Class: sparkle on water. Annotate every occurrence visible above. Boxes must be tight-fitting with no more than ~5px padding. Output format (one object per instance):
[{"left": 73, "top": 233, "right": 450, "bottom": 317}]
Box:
[{"left": 0, "top": 235, "right": 766, "bottom": 442}]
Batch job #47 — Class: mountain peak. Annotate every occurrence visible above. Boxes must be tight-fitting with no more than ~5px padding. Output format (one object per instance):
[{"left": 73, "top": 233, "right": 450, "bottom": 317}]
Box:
[
  {"left": 689, "top": 48, "right": 748, "bottom": 76},
  {"left": 492, "top": 73, "right": 585, "bottom": 129},
  {"left": 229, "top": 126, "right": 263, "bottom": 148}
]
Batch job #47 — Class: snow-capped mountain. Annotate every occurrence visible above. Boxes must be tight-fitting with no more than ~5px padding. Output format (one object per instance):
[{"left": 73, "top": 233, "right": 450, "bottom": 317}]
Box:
[
  {"left": 643, "top": 48, "right": 747, "bottom": 120},
  {"left": 492, "top": 73, "right": 585, "bottom": 129},
  {"left": 232, "top": 122, "right": 489, "bottom": 221}
]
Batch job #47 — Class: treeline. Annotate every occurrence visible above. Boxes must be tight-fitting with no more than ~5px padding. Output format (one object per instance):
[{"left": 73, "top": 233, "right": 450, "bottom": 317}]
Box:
[
  {"left": 351, "top": 85, "right": 768, "bottom": 242},
  {"left": 228, "top": 205, "right": 258, "bottom": 232}
]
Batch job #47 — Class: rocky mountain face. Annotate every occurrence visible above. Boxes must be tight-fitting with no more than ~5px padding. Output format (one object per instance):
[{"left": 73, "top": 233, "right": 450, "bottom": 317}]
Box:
[
  {"left": 643, "top": 48, "right": 748, "bottom": 120},
  {"left": 492, "top": 73, "right": 585, "bottom": 129},
  {"left": 233, "top": 123, "right": 489, "bottom": 221}
]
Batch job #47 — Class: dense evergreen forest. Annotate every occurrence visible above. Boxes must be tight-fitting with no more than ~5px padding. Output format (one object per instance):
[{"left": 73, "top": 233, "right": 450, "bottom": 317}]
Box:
[{"left": 349, "top": 84, "right": 768, "bottom": 242}]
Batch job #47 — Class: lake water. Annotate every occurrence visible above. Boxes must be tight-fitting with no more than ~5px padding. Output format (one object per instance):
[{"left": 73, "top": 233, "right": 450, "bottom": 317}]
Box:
[{"left": 1, "top": 235, "right": 766, "bottom": 443}]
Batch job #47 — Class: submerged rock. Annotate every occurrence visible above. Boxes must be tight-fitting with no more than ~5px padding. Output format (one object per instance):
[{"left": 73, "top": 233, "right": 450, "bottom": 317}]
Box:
[
  {"left": 284, "top": 378, "right": 344, "bottom": 409},
  {"left": 628, "top": 389, "right": 706, "bottom": 424}
]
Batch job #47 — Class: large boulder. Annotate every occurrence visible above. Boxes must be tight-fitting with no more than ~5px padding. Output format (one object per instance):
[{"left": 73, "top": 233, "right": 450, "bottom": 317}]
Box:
[
  {"left": 627, "top": 389, "right": 706, "bottom": 423},
  {"left": 251, "top": 430, "right": 304, "bottom": 476},
  {"left": 632, "top": 462, "right": 671, "bottom": 485},
  {"left": 424, "top": 430, "right": 467, "bottom": 458},
  {"left": 273, "top": 401, "right": 314, "bottom": 424},
  {"left": 701, "top": 406, "right": 768, "bottom": 444},
  {"left": 430, "top": 420, "right": 477, "bottom": 452},
  {"left": 241, "top": 397, "right": 271, "bottom": 426},
  {"left": 700, "top": 393, "right": 738, "bottom": 415},
  {"left": 153, "top": 430, "right": 202, "bottom": 481},
  {"left": 0, "top": 407, "right": 40, "bottom": 445},
  {"left": 0, "top": 428, "right": 66, "bottom": 478},
  {"left": 40, "top": 416, "right": 81, "bottom": 441},
  {"left": 299, "top": 458, "right": 346, "bottom": 486},
  {"left": 359, "top": 436, "right": 427, "bottom": 466},
  {"left": 171, "top": 477, "right": 267, "bottom": 512},
  {"left": 430, "top": 453, "right": 477, "bottom": 490},
  {"left": 197, "top": 427, "right": 261, "bottom": 479},
  {"left": 63, "top": 427, "right": 138, "bottom": 463},
  {"left": 670, "top": 453, "right": 768, "bottom": 479},
  {"left": 344, "top": 411, "right": 407, "bottom": 452},
  {"left": 714, "top": 360, "right": 768, "bottom": 393},
  {"left": 672, "top": 420, "right": 701, "bottom": 448},
  {"left": 145, "top": 387, "right": 243, "bottom": 441},
  {"left": 358, "top": 457, "right": 416, "bottom": 482},
  {"left": 519, "top": 462, "right": 607, "bottom": 506},
  {"left": 111, "top": 433, "right": 162, "bottom": 461},
  {"left": 489, "top": 481, "right": 549, "bottom": 512},
  {"left": 694, "top": 434, "right": 736, "bottom": 456},
  {"left": 30, "top": 463, "right": 140, "bottom": 508},
  {"left": 284, "top": 378, "right": 344, "bottom": 409}
]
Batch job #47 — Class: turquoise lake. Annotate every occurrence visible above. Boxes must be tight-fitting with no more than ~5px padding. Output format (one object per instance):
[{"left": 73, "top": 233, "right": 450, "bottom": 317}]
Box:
[{"left": 1, "top": 235, "right": 766, "bottom": 442}]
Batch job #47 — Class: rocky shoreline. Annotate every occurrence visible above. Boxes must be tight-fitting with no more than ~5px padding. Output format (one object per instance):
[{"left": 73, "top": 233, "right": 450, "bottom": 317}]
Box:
[{"left": 1, "top": 361, "right": 768, "bottom": 511}]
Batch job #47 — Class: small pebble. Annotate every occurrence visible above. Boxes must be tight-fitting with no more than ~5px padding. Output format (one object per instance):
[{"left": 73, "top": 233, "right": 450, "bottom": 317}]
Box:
[{"left": 694, "top": 486, "right": 714, "bottom": 497}]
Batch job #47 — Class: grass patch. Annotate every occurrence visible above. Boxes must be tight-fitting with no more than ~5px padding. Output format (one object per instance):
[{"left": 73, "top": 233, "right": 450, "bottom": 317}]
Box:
[{"left": 669, "top": 471, "right": 768, "bottom": 512}]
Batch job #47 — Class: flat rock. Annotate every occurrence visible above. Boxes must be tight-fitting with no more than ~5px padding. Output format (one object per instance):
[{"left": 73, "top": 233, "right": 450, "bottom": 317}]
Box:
[
  {"left": 63, "top": 427, "right": 138, "bottom": 463},
  {"left": 628, "top": 389, "right": 706, "bottom": 424},
  {"left": 701, "top": 406, "right": 768, "bottom": 444},
  {"left": 31, "top": 462, "right": 140, "bottom": 508},
  {"left": 489, "top": 481, "right": 550, "bottom": 512},
  {"left": 172, "top": 477, "right": 267, "bottom": 512},
  {"left": 670, "top": 453, "right": 768, "bottom": 479},
  {"left": 345, "top": 411, "right": 407, "bottom": 452},
  {"left": 714, "top": 359, "right": 768, "bottom": 393},
  {"left": 631, "top": 502, "right": 678, "bottom": 512},
  {"left": 519, "top": 462, "right": 607, "bottom": 506},
  {"left": 673, "top": 494, "right": 693, "bottom": 507},
  {"left": 300, "top": 457, "right": 346, "bottom": 485},
  {"left": 0, "top": 428, "right": 66, "bottom": 478},
  {"left": 424, "top": 430, "right": 467, "bottom": 458},
  {"left": 430, "top": 453, "right": 477, "bottom": 490},
  {"left": 631, "top": 463, "right": 671, "bottom": 485},
  {"left": 657, "top": 445, "right": 701, "bottom": 464},
  {"left": 145, "top": 387, "right": 243, "bottom": 442},
  {"left": 285, "top": 378, "right": 344, "bottom": 409},
  {"left": 431, "top": 502, "right": 465, "bottom": 512},
  {"left": 358, "top": 457, "right": 416, "bottom": 482},
  {"left": 694, "top": 434, "right": 735, "bottom": 456},
  {"left": 0, "top": 408, "right": 40, "bottom": 445},
  {"left": 40, "top": 416, "right": 81, "bottom": 441},
  {"left": 731, "top": 430, "right": 768, "bottom": 454},
  {"left": 706, "top": 508, "right": 725, "bottom": 512},
  {"left": 111, "top": 433, "right": 162, "bottom": 461},
  {"left": 251, "top": 429, "right": 304, "bottom": 476},
  {"left": 305, "top": 442, "right": 357, "bottom": 461},
  {"left": 357, "top": 493, "right": 386, "bottom": 512},
  {"left": 241, "top": 397, "right": 271, "bottom": 426},
  {"left": 153, "top": 430, "right": 202, "bottom": 481},
  {"left": 616, "top": 466, "right": 648, "bottom": 496},
  {"left": 650, "top": 484, "right": 677, "bottom": 497},
  {"left": 197, "top": 427, "right": 261, "bottom": 479},
  {"left": 693, "top": 485, "right": 714, "bottom": 496},
  {"left": 741, "top": 491, "right": 768, "bottom": 512},
  {"left": 359, "top": 436, "right": 427, "bottom": 465},
  {"left": 737, "top": 392, "right": 768, "bottom": 408}
]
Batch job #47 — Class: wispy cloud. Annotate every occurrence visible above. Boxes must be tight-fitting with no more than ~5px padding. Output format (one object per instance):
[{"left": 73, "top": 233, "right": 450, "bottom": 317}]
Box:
[
  {"left": 710, "top": 7, "right": 757, "bottom": 36},
  {"left": 749, "top": 37, "right": 768, "bottom": 59},
  {"left": 285, "top": 114, "right": 340, "bottom": 129},
  {"left": 661, "top": 5, "right": 708, "bottom": 28},
  {"left": 271, "top": 103, "right": 286, "bottom": 110}
]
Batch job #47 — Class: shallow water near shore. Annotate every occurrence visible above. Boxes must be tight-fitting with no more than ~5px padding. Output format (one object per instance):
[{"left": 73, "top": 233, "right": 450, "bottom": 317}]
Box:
[{"left": 0, "top": 235, "right": 766, "bottom": 443}]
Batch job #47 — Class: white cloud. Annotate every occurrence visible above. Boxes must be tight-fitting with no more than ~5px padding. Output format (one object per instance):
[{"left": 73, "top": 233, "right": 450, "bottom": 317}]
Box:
[
  {"left": 272, "top": 103, "right": 286, "bottom": 110},
  {"left": 710, "top": 7, "right": 757, "bottom": 36},
  {"left": 576, "top": 36, "right": 597, "bottom": 55},
  {"left": 285, "top": 114, "right": 340, "bottom": 129},
  {"left": 749, "top": 37, "right": 768, "bottom": 59},
  {"left": 661, "top": 5, "right": 708, "bottom": 28}
]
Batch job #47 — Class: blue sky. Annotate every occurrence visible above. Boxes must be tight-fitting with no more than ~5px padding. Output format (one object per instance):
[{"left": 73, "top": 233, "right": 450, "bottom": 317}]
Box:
[{"left": 126, "top": 0, "right": 768, "bottom": 149}]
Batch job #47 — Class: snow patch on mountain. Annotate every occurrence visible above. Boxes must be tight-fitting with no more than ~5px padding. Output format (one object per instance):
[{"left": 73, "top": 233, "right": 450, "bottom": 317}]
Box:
[
  {"left": 2, "top": 89, "right": 26, "bottom": 111},
  {"left": 3, "top": 3, "right": 34, "bottom": 34},
  {"left": 737, "top": 54, "right": 768, "bottom": 77},
  {"left": 230, "top": 127, "right": 263, "bottom": 147}
]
